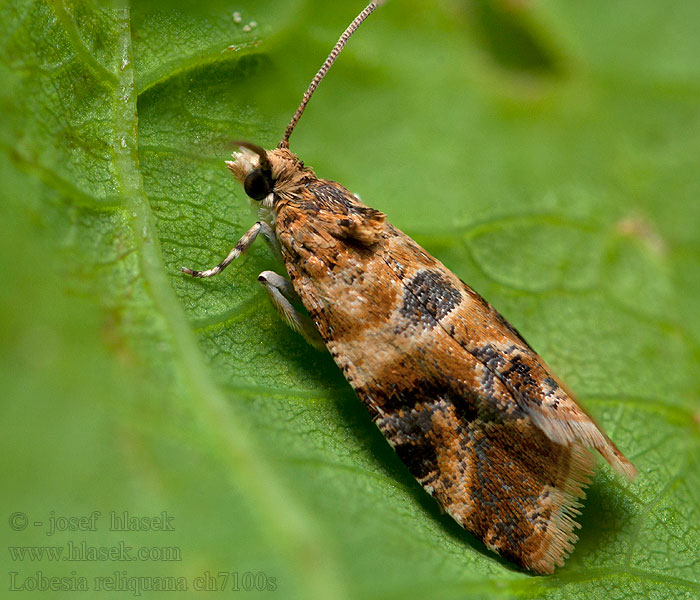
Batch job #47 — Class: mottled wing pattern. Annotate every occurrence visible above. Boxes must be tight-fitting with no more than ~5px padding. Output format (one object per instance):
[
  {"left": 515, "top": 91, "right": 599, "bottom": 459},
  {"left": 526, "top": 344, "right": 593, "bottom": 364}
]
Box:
[{"left": 275, "top": 179, "right": 634, "bottom": 573}]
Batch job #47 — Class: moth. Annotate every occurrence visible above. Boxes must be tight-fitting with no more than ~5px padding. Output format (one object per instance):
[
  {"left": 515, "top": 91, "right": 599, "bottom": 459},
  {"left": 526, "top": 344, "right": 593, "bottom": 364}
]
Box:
[{"left": 182, "top": 1, "right": 637, "bottom": 574}]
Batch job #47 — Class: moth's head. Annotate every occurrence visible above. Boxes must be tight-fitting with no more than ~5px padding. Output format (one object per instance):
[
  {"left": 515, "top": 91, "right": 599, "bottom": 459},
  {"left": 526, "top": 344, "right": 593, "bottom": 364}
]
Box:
[
  {"left": 226, "top": 142, "right": 274, "bottom": 202},
  {"left": 226, "top": 2, "right": 379, "bottom": 207},
  {"left": 226, "top": 141, "right": 310, "bottom": 208}
]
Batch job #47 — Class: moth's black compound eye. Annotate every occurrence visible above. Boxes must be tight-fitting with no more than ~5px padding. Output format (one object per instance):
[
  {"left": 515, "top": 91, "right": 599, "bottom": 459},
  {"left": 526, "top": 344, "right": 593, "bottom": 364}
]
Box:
[{"left": 244, "top": 168, "right": 274, "bottom": 201}]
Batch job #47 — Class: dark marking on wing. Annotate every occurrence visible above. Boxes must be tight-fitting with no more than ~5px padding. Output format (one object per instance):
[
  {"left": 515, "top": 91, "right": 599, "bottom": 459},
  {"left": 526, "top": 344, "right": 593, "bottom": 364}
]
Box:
[
  {"left": 399, "top": 269, "right": 462, "bottom": 328},
  {"left": 308, "top": 181, "right": 351, "bottom": 207},
  {"left": 382, "top": 401, "right": 440, "bottom": 482},
  {"left": 307, "top": 182, "right": 383, "bottom": 219},
  {"left": 502, "top": 354, "right": 539, "bottom": 395}
]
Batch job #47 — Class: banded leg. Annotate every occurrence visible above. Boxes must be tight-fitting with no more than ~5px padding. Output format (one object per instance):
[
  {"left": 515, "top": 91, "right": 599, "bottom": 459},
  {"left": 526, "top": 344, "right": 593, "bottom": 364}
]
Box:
[
  {"left": 258, "top": 270, "right": 325, "bottom": 350},
  {"left": 181, "top": 221, "right": 277, "bottom": 278}
]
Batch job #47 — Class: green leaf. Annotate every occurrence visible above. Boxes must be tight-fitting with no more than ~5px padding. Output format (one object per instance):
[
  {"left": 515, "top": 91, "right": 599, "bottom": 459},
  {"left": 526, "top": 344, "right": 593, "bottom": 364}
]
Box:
[{"left": 1, "top": 1, "right": 698, "bottom": 599}]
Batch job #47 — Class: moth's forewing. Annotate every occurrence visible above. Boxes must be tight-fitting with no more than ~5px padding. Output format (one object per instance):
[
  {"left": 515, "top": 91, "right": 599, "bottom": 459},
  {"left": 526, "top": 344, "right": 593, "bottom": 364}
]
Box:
[{"left": 272, "top": 173, "right": 633, "bottom": 573}]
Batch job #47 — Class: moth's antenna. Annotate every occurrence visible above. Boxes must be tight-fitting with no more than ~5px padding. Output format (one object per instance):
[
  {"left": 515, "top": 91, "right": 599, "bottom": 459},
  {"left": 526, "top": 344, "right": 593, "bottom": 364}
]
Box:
[{"left": 278, "top": 1, "right": 381, "bottom": 149}]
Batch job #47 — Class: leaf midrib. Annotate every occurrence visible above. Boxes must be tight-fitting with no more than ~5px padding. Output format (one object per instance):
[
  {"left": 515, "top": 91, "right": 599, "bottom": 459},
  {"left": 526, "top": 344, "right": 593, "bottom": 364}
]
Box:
[{"left": 109, "top": 5, "right": 350, "bottom": 600}]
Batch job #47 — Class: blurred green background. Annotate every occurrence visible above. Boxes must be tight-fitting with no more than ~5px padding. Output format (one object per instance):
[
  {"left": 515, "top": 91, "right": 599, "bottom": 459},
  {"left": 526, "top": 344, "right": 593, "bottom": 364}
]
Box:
[{"left": 1, "top": 1, "right": 698, "bottom": 598}]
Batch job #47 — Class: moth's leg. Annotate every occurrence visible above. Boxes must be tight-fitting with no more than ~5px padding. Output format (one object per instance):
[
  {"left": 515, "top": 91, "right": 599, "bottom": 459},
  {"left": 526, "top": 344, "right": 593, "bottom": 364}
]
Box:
[
  {"left": 258, "top": 270, "right": 325, "bottom": 350},
  {"left": 258, "top": 222, "right": 284, "bottom": 264},
  {"left": 181, "top": 221, "right": 272, "bottom": 278}
]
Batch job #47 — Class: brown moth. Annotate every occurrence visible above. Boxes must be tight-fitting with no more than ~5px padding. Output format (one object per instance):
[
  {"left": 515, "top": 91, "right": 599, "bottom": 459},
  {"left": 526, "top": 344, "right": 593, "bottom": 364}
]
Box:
[{"left": 182, "top": 1, "right": 637, "bottom": 574}]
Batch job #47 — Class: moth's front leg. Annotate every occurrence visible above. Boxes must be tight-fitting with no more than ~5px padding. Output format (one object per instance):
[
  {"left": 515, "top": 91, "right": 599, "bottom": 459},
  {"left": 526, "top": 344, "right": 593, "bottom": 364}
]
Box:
[
  {"left": 181, "top": 221, "right": 277, "bottom": 278},
  {"left": 258, "top": 270, "right": 325, "bottom": 351}
]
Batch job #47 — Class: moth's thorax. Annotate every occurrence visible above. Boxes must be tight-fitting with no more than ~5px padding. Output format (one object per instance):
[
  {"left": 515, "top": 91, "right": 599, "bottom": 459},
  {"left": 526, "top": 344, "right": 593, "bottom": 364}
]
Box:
[{"left": 226, "top": 146, "right": 317, "bottom": 211}]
